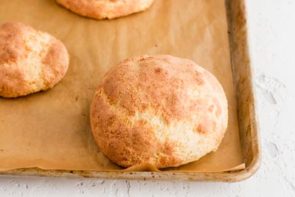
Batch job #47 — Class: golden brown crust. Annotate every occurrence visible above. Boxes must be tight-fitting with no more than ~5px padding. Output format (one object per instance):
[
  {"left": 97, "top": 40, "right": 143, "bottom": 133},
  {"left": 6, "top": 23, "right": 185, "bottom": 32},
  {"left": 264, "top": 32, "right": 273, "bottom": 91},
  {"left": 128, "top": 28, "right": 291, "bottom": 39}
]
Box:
[
  {"left": 56, "top": 0, "right": 155, "bottom": 20},
  {"left": 0, "top": 22, "right": 69, "bottom": 98},
  {"left": 90, "top": 55, "right": 228, "bottom": 169}
]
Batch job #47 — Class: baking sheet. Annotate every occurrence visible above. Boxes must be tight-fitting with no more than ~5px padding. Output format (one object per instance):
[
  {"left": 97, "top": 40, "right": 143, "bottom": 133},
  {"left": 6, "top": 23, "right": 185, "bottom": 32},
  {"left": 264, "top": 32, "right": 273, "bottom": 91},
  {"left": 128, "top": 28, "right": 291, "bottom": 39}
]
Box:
[{"left": 0, "top": 0, "right": 244, "bottom": 172}]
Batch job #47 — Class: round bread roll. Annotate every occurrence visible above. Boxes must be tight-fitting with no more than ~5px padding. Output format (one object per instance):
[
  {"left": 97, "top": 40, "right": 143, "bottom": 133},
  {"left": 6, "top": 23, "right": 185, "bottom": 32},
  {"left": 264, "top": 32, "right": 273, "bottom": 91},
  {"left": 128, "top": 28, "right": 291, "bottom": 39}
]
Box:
[
  {"left": 0, "top": 22, "right": 69, "bottom": 98},
  {"left": 56, "top": 0, "right": 154, "bottom": 20},
  {"left": 90, "top": 55, "right": 228, "bottom": 169}
]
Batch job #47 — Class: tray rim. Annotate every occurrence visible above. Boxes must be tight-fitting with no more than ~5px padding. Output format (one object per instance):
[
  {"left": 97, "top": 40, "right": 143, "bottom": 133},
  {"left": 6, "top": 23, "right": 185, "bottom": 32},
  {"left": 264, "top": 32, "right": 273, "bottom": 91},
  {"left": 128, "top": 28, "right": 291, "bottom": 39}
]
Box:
[{"left": 0, "top": 0, "right": 261, "bottom": 182}]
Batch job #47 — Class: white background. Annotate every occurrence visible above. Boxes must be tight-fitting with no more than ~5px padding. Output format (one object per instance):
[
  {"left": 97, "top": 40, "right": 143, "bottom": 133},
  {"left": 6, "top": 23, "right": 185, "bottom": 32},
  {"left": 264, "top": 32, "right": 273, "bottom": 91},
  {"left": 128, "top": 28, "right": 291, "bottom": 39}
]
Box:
[{"left": 1, "top": 0, "right": 295, "bottom": 196}]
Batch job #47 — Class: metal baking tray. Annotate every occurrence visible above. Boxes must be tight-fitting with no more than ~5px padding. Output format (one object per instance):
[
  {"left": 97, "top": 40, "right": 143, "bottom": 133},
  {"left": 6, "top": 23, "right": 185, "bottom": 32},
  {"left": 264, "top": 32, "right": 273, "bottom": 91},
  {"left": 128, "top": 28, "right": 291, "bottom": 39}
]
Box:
[{"left": 0, "top": 0, "right": 260, "bottom": 182}]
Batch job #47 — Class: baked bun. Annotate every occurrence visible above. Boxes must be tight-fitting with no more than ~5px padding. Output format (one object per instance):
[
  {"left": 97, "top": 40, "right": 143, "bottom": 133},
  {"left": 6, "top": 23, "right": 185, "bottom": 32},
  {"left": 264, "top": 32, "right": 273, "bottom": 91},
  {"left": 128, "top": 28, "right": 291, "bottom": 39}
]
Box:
[
  {"left": 0, "top": 22, "right": 69, "bottom": 98},
  {"left": 90, "top": 55, "right": 228, "bottom": 169},
  {"left": 56, "top": 0, "right": 154, "bottom": 20}
]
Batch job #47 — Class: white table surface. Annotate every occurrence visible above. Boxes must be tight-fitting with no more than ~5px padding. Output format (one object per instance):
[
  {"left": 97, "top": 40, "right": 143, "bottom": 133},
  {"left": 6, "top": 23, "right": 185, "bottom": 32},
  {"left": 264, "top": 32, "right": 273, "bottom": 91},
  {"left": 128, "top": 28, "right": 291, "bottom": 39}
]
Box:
[{"left": 1, "top": 0, "right": 295, "bottom": 196}]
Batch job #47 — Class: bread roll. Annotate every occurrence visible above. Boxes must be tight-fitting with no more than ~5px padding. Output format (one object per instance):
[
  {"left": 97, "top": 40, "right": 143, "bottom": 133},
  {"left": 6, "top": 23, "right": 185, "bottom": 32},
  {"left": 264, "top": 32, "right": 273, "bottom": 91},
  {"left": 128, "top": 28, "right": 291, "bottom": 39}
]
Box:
[
  {"left": 56, "top": 0, "right": 154, "bottom": 20},
  {"left": 90, "top": 55, "right": 228, "bottom": 169},
  {"left": 0, "top": 22, "right": 69, "bottom": 98}
]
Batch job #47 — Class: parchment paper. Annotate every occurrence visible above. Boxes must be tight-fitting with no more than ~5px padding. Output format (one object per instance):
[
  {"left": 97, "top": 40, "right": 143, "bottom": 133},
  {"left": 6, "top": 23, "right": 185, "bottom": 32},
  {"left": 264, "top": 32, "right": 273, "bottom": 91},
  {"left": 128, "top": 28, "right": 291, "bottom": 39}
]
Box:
[{"left": 0, "top": 0, "right": 244, "bottom": 172}]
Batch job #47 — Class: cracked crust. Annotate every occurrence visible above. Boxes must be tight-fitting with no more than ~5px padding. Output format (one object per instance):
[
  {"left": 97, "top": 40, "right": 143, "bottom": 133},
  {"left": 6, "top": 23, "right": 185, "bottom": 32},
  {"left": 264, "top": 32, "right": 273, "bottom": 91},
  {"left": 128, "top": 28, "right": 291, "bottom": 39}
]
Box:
[
  {"left": 0, "top": 22, "right": 69, "bottom": 98},
  {"left": 56, "top": 0, "right": 155, "bottom": 19},
  {"left": 90, "top": 55, "right": 228, "bottom": 169}
]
